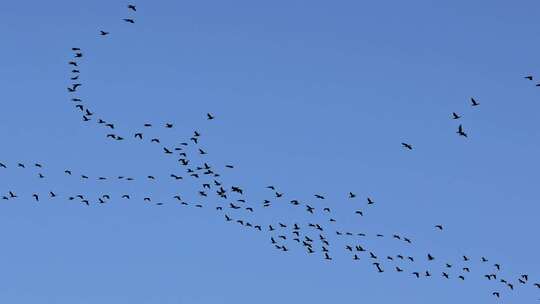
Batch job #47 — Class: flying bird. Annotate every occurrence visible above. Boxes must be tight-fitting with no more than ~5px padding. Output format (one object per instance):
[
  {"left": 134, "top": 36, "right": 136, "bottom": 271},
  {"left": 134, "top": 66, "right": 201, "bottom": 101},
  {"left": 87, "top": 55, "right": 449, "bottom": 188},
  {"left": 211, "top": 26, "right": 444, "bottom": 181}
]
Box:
[
  {"left": 401, "top": 142, "right": 413, "bottom": 150},
  {"left": 457, "top": 124, "right": 467, "bottom": 137}
]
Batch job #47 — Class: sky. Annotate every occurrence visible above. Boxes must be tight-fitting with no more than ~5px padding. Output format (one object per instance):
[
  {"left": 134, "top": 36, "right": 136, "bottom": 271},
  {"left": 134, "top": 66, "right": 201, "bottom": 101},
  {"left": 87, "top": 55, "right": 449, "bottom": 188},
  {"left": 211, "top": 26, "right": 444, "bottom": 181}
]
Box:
[{"left": 1, "top": 0, "right": 540, "bottom": 303}]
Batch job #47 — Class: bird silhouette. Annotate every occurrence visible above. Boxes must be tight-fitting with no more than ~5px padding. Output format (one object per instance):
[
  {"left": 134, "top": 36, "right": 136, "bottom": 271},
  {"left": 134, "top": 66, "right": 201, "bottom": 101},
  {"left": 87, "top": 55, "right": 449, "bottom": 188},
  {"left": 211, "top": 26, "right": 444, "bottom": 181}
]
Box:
[
  {"left": 401, "top": 142, "right": 413, "bottom": 150},
  {"left": 457, "top": 124, "right": 467, "bottom": 137}
]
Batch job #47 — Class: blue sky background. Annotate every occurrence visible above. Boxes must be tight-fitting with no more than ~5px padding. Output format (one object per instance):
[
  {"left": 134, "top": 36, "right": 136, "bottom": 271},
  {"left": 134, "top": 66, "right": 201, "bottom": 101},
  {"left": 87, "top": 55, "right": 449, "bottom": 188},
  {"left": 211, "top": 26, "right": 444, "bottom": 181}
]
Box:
[{"left": 1, "top": 0, "right": 540, "bottom": 303}]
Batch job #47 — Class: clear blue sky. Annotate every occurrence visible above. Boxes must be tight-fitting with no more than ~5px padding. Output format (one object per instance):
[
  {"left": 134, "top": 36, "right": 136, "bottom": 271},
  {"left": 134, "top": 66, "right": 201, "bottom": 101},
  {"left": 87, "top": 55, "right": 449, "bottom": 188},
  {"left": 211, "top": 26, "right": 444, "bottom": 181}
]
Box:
[{"left": 1, "top": 0, "right": 540, "bottom": 303}]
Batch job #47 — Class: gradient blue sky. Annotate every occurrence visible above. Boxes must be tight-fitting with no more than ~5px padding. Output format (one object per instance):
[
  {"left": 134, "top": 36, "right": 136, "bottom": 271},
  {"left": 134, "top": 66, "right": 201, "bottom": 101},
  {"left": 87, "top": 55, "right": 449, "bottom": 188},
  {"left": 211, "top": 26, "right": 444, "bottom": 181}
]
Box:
[{"left": 1, "top": 1, "right": 540, "bottom": 303}]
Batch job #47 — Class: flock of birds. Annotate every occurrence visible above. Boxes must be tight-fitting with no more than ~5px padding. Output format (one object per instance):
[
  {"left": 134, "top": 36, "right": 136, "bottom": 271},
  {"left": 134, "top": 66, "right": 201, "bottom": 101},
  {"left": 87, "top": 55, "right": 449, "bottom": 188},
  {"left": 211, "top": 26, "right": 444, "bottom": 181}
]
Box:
[{"left": 2, "top": 3, "right": 539, "bottom": 301}]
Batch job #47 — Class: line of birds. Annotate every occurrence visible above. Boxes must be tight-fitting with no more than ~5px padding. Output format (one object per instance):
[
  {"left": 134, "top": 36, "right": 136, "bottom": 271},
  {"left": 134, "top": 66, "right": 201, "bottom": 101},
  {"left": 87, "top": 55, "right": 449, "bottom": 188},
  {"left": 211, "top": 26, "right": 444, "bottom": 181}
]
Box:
[
  {"left": 2, "top": 3, "right": 538, "bottom": 301},
  {"left": 63, "top": 3, "right": 540, "bottom": 300}
]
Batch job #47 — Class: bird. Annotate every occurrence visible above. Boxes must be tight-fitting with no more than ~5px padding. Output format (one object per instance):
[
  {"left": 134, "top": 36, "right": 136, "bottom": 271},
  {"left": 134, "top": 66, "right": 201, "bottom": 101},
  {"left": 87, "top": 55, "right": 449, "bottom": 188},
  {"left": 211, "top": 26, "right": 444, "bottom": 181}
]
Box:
[
  {"left": 401, "top": 142, "right": 413, "bottom": 150},
  {"left": 128, "top": 4, "right": 136, "bottom": 11},
  {"left": 470, "top": 97, "right": 480, "bottom": 106},
  {"left": 348, "top": 192, "right": 356, "bottom": 198},
  {"left": 100, "top": 30, "right": 110, "bottom": 36},
  {"left": 314, "top": 194, "right": 325, "bottom": 199},
  {"left": 457, "top": 124, "right": 468, "bottom": 137},
  {"left": 435, "top": 224, "right": 443, "bottom": 230},
  {"left": 524, "top": 75, "right": 533, "bottom": 81},
  {"left": 452, "top": 112, "right": 461, "bottom": 119},
  {"left": 492, "top": 292, "right": 500, "bottom": 298},
  {"left": 207, "top": 113, "right": 215, "bottom": 120},
  {"left": 123, "top": 18, "right": 135, "bottom": 23},
  {"left": 367, "top": 197, "right": 375, "bottom": 205}
]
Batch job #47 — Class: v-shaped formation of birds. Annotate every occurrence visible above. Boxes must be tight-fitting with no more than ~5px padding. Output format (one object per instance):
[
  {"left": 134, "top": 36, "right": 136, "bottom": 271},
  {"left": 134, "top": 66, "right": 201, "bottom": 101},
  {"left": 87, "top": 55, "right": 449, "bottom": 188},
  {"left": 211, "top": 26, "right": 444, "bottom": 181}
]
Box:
[{"left": 2, "top": 4, "right": 540, "bottom": 301}]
